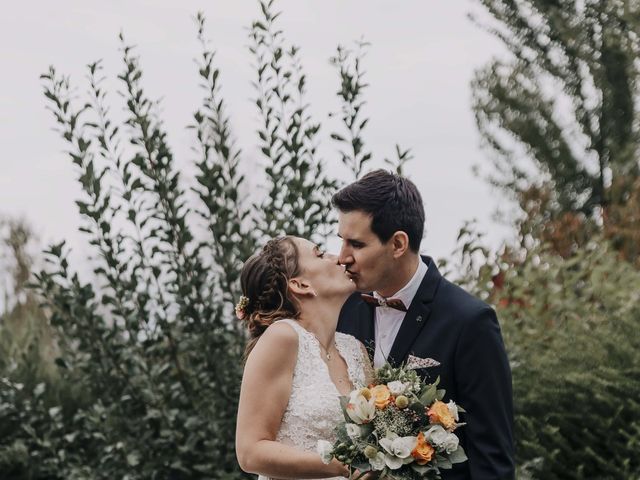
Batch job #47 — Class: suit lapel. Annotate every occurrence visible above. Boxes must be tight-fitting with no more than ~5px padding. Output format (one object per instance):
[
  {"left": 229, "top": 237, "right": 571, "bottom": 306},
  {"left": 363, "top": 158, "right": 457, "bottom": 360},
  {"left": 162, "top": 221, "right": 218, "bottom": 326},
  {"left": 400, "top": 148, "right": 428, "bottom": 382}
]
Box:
[
  {"left": 387, "top": 256, "right": 442, "bottom": 367},
  {"left": 357, "top": 300, "right": 376, "bottom": 363}
]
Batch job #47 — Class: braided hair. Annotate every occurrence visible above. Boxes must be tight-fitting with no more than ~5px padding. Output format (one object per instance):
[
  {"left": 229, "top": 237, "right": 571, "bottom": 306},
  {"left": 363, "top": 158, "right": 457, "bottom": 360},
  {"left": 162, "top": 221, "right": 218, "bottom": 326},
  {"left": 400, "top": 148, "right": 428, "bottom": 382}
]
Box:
[{"left": 239, "top": 236, "right": 302, "bottom": 359}]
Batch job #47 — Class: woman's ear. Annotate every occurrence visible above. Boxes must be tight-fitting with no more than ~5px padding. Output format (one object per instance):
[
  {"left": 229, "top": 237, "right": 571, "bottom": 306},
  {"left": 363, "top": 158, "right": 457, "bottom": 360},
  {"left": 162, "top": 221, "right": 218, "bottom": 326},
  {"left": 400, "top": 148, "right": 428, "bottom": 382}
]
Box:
[
  {"left": 288, "top": 277, "right": 316, "bottom": 298},
  {"left": 391, "top": 231, "right": 410, "bottom": 259}
]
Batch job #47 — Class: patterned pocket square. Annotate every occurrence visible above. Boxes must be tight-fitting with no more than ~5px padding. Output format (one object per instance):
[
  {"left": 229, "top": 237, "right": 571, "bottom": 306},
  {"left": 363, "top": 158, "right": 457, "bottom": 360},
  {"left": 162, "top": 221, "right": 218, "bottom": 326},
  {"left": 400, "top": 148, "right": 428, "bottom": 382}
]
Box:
[{"left": 406, "top": 355, "right": 441, "bottom": 369}]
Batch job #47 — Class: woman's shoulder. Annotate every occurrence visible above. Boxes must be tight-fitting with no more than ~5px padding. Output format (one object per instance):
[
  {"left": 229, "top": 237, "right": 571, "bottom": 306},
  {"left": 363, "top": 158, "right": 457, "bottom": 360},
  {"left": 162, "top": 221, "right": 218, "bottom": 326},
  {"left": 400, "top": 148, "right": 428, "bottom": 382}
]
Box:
[
  {"left": 261, "top": 319, "right": 300, "bottom": 345},
  {"left": 247, "top": 319, "right": 300, "bottom": 366}
]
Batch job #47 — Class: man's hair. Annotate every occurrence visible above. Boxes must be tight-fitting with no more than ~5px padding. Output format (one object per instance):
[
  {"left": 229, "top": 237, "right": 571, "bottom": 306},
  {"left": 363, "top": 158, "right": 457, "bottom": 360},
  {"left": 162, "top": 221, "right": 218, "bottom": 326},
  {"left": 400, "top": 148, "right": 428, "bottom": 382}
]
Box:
[{"left": 332, "top": 169, "right": 425, "bottom": 252}]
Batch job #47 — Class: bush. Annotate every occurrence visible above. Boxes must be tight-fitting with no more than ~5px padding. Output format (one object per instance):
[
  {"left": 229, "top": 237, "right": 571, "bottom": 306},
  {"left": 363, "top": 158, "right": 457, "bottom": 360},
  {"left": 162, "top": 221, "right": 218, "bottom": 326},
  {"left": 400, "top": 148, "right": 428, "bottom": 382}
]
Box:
[
  {"left": 448, "top": 216, "right": 640, "bottom": 479},
  {"left": 0, "top": 3, "right": 409, "bottom": 478}
]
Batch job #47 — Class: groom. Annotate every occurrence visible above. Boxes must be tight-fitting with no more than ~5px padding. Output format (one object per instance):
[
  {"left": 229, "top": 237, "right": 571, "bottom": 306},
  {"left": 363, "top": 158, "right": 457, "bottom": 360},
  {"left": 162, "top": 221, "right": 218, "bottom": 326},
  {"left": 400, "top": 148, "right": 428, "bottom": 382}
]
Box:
[{"left": 334, "top": 170, "right": 515, "bottom": 480}]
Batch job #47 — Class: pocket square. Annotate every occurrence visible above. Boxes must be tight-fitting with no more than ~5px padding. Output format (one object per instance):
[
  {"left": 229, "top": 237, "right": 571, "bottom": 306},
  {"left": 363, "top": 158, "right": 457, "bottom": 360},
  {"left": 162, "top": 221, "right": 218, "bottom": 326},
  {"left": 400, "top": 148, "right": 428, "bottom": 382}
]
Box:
[{"left": 406, "top": 355, "right": 441, "bottom": 369}]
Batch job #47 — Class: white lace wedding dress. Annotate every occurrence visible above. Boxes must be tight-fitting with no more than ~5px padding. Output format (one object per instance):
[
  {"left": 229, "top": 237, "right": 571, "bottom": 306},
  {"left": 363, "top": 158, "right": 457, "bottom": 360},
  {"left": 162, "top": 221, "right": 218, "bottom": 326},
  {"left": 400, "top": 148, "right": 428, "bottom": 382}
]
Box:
[{"left": 258, "top": 319, "right": 368, "bottom": 480}]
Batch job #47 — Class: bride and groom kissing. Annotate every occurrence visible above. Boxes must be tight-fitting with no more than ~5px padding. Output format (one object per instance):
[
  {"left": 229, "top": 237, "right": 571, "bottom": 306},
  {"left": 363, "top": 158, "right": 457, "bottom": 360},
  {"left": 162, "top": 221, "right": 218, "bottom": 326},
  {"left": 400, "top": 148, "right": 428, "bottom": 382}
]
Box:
[{"left": 235, "top": 169, "right": 515, "bottom": 480}]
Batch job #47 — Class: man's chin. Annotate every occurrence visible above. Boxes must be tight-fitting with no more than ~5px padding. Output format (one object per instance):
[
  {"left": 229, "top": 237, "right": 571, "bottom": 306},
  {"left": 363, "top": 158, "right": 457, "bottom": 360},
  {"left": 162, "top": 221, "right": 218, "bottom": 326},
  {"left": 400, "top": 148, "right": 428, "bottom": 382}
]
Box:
[{"left": 351, "top": 279, "right": 370, "bottom": 293}]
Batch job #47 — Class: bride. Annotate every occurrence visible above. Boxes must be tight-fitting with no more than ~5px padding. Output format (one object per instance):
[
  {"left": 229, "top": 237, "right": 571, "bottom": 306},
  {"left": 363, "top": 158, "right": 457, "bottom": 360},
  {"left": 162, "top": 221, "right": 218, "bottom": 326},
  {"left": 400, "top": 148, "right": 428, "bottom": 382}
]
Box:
[{"left": 235, "top": 236, "right": 373, "bottom": 479}]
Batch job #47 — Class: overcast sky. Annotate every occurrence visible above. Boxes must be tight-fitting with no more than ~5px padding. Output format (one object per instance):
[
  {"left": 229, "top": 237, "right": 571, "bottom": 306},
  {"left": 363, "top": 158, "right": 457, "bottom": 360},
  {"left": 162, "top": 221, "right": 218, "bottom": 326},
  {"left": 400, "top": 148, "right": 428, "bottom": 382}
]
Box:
[{"left": 0, "top": 1, "right": 511, "bottom": 284}]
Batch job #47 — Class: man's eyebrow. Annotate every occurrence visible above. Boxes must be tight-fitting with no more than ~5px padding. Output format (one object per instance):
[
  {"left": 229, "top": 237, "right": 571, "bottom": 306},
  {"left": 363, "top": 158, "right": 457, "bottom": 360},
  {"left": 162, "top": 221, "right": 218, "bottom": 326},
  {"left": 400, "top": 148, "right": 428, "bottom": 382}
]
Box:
[{"left": 337, "top": 233, "right": 364, "bottom": 244}]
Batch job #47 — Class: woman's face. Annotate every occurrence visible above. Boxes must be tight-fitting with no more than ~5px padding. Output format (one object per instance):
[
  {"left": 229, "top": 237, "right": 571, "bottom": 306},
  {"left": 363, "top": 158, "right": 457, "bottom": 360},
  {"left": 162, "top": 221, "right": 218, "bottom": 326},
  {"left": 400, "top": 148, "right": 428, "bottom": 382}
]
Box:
[{"left": 291, "top": 237, "right": 355, "bottom": 300}]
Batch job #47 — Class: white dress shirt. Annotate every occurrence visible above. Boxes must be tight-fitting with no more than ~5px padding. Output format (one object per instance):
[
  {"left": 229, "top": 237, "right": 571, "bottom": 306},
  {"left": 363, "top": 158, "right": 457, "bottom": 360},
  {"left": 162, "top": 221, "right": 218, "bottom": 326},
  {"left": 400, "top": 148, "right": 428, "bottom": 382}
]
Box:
[{"left": 373, "top": 260, "right": 428, "bottom": 368}]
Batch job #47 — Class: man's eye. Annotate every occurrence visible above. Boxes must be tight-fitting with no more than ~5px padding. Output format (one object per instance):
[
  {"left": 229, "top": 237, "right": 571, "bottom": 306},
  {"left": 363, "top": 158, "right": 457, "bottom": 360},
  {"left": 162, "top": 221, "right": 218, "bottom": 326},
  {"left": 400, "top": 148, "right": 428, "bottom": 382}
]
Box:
[{"left": 318, "top": 250, "right": 325, "bottom": 258}]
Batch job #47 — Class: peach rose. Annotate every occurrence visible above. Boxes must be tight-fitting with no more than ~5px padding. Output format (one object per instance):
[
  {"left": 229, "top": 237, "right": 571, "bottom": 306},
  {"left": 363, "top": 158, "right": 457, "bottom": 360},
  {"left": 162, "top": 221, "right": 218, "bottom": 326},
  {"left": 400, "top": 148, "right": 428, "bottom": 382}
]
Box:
[
  {"left": 371, "top": 384, "right": 392, "bottom": 409},
  {"left": 427, "top": 400, "right": 456, "bottom": 431},
  {"left": 411, "top": 432, "right": 435, "bottom": 465}
]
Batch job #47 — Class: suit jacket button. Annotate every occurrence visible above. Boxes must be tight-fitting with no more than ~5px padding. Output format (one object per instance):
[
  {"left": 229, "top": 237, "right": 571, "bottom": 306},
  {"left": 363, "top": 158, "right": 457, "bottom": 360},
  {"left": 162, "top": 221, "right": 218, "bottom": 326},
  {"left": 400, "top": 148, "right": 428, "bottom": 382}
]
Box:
[{"left": 416, "top": 315, "right": 423, "bottom": 323}]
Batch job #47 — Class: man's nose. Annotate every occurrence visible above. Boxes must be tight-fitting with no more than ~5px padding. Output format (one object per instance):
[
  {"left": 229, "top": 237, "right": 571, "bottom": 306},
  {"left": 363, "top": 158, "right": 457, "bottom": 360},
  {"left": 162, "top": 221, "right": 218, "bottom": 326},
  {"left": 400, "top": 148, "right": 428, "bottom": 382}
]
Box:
[{"left": 338, "top": 246, "right": 353, "bottom": 266}]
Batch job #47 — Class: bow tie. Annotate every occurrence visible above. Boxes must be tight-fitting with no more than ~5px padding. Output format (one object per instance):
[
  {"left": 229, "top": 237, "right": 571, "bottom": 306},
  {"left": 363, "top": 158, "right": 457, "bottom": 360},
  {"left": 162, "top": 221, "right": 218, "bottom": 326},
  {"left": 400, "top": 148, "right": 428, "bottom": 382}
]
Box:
[{"left": 360, "top": 293, "right": 407, "bottom": 312}]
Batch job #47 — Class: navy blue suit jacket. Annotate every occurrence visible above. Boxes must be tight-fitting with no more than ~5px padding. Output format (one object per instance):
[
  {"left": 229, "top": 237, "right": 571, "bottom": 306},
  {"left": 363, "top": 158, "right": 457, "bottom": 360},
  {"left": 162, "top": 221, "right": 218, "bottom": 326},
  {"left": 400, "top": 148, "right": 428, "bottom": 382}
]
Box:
[{"left": 337, "top": 256, "right": 515, "bottom": 480}]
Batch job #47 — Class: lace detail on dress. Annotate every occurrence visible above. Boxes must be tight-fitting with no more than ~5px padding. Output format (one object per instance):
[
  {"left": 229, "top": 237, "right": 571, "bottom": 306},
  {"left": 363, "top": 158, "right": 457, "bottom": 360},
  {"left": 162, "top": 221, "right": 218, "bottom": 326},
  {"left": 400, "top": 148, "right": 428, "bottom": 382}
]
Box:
[{"left": 257, "top": 319, "right": 367, "bottom": 480}]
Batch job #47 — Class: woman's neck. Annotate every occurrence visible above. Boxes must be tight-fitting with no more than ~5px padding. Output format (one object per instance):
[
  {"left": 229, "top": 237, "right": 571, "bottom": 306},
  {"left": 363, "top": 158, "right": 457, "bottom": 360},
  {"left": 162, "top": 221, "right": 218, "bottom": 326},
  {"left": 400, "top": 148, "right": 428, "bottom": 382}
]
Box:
[{"left": 297, "top": 294, "right": 348, "bottom": 348}]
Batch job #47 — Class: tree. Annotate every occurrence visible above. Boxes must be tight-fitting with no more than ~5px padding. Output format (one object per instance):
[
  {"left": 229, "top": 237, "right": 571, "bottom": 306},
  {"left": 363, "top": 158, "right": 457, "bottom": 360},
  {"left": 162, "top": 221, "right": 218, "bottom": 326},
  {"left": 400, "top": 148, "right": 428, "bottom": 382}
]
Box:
[
  {"left": 0, "top": 2, "right": 412, "bottom": 478},
  {"left": 0, "top": 217, "right": 58, "bottom": 387},
  {"left": 249, "top": 3, "right": 338, "bottom": 240},
  {"left": 447, "top": 215, "right": 640, "bottom": 479},
  {"left": 472, "top": 0, "right": 640, "bottom": 217}
]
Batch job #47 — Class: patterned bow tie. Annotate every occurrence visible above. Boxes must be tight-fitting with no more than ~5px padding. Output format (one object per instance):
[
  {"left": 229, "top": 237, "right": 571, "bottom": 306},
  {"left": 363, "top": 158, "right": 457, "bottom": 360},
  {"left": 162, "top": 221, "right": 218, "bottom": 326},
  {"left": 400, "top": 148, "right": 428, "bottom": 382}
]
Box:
[{"left": 360, "top": 293, "right": 407, "bottom": 312}]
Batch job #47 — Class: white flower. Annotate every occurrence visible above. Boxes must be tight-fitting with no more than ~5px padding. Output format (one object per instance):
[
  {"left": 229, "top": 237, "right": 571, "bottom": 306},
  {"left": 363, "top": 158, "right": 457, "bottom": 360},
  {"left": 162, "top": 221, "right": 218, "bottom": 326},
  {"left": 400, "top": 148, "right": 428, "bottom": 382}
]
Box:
[
  {"left": 369, "top": 452, "right": 386, "bottom": 471},
  {"left": 447, "top": 400, "right": 460, "bottom": 421},
  {"left": 346, "top": 423, "right": 361, "bottom": 440},
  {"left": 442, "top": 432, "right": 459, "bottom": 454},
  {"left": 384, "top": 454, "right": 405, "bottom": 470},
  {"left": 424, "top": 425, "right": 460, "bottom": 454},
  {"left": 379, "top": 434, "right": 413, "bottom": 459},
  {"left": 316, "top": 440, "right": 333, "bottom": 465},
  {"left": 387, "top": 380, "right": 407, "bottom": 396},
  {"left": 345, "top": 390, "right": 376, "bottom": 424},
  {"left": 424, "top": 425, "right": 449, "bottom": 448}
]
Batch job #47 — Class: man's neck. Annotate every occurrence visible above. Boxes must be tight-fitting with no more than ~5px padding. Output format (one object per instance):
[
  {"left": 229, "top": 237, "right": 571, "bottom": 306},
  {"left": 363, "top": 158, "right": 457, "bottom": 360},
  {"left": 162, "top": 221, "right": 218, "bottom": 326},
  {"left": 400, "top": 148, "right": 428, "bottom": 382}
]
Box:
[{"left": 377, "top": 254, "right": 421, "bottom": 298}]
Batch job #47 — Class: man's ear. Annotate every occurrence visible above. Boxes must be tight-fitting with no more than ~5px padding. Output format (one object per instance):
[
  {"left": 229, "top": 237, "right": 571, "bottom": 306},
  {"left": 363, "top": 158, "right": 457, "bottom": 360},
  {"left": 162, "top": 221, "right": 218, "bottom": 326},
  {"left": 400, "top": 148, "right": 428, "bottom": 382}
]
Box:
[
  {"left": 288, "top": 277, "right": 316, "bottom": 298},
  {"left": 390, "top": 231, "right": 410, "bottom": 259}
]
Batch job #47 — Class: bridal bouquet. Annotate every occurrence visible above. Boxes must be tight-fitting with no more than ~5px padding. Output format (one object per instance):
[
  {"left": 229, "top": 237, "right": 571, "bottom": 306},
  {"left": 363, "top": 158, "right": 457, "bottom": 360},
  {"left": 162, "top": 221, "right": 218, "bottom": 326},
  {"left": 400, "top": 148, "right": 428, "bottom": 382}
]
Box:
[{"left": 317, "top": 357, "right": 467, "bottom": 479}]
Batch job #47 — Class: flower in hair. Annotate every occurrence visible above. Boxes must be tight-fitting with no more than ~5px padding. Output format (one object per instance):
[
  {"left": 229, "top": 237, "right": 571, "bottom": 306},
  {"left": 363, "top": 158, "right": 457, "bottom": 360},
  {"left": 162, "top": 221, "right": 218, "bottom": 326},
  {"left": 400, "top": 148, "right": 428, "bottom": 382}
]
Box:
[{"left": 235, "top": 295, "right": 250, "bottom": 320}]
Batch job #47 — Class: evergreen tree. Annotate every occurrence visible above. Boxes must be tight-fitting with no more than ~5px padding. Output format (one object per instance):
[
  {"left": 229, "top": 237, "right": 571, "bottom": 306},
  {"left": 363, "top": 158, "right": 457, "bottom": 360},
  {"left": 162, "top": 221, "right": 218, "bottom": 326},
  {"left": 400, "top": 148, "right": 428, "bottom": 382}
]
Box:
[
  {"left": 0, "top": 3, "right": 413, "bottom": 478},
  {"left": 472, "top": 0, "right": 640, "bottom": 216}
]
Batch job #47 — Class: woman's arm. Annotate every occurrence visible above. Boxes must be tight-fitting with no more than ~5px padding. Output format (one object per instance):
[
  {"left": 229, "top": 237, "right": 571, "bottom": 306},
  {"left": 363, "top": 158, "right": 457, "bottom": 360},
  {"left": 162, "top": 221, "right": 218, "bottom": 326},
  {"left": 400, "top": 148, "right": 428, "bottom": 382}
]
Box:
[{"left": 236, "top": 322, "right": 348, "bottom": 479}]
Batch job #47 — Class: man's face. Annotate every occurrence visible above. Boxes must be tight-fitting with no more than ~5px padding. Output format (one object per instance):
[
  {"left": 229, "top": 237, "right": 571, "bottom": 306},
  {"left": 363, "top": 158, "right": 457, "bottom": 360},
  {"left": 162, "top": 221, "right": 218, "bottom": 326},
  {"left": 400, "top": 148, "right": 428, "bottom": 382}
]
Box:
[{"left": 337, "top": 210, "right": 395, "bottom": 294}]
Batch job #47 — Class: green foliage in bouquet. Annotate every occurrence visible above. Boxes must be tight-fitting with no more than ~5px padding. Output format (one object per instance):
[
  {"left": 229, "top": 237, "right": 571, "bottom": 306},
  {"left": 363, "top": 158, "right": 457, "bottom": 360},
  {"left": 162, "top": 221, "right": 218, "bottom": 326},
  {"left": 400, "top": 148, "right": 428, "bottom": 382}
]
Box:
[{"left": 320, "top": 363, "right": 467, "bottom": 479}]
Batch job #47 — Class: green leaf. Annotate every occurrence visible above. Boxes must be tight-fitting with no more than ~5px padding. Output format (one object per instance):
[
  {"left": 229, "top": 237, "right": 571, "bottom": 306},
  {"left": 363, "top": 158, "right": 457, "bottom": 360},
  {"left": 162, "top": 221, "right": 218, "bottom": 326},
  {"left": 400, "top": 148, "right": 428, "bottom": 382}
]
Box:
[{"left": 420, "top": 383, "right": 437, "bottom": 405}]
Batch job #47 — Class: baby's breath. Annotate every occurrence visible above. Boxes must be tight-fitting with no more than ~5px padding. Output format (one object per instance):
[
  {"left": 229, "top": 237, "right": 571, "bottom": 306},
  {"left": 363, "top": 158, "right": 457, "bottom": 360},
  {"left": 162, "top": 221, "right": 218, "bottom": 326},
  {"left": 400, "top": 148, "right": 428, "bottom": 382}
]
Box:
[{"left": 373, "top": 404, "right": 413, "bottom": 437}]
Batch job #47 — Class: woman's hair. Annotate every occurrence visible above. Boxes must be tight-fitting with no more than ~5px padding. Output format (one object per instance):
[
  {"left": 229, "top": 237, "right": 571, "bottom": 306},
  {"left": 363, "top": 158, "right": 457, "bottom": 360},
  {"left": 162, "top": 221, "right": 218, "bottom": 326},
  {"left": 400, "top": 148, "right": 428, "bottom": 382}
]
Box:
[{"left": 239, "top": 236, "right": 302, "bottom": 359}]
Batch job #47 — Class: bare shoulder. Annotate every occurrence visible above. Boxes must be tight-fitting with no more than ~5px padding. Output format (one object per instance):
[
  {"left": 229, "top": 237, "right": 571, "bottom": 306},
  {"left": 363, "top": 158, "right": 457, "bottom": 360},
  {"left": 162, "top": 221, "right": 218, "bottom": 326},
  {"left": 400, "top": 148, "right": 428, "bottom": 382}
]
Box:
[
  {"left": 262, "top": 320, "right": 299, "bottom": 345},
  {"left": 246, "top": 320, "right": 299, "bottom": 366}
]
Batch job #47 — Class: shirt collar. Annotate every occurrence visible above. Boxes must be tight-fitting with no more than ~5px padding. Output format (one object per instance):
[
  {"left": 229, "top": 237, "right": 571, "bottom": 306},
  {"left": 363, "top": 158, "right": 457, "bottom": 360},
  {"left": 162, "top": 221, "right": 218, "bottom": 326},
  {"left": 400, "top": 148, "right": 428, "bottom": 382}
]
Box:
[{"left": 373, "top": 259, "right": 428, "bottom": 308}]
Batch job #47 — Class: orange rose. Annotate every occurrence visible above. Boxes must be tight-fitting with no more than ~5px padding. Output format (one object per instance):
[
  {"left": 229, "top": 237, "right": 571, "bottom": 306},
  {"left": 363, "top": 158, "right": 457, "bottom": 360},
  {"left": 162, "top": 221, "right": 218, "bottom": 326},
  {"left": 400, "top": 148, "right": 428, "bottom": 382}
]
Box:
[
  {"left": 411, "top": 432, "right": 435, "bottom": 465},
  {"left": 427, "top": 400, "right": 456, "bottom": 431},
  {"left": 371, "top": 384, "right": 392, "bottom": 409}
]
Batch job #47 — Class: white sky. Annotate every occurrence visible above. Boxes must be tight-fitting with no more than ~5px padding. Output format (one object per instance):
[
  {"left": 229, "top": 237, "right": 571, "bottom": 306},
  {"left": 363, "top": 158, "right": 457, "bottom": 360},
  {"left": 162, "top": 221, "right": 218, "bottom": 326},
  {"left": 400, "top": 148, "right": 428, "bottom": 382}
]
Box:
[{"left": 0, "top": 1, "right": 512, "bottom": 286}]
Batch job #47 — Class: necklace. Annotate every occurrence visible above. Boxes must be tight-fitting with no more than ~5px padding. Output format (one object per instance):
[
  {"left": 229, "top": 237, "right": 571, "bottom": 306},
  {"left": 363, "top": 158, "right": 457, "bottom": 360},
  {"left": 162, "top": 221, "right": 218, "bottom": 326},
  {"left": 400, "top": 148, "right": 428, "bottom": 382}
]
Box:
[{"left": 312, "top": 333, "right": 337, "bottom": 361}]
